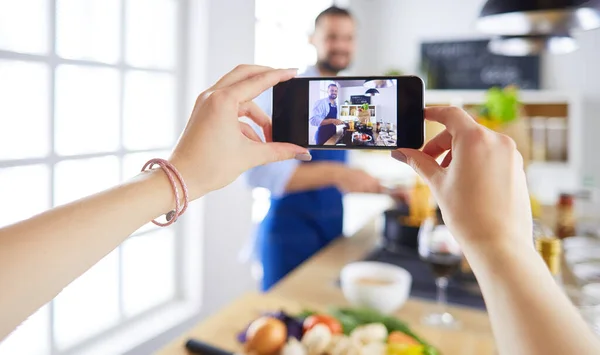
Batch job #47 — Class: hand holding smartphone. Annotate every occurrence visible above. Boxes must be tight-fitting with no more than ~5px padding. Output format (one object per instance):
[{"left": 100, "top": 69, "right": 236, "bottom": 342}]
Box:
[{"left": 272, "top": 76, "right": 424, "bottom": 150}]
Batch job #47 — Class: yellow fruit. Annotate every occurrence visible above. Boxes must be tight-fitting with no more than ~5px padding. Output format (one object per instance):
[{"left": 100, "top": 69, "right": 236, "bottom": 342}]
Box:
[{"left": 387, "top": 343, "right": 425, "bottom": 355}]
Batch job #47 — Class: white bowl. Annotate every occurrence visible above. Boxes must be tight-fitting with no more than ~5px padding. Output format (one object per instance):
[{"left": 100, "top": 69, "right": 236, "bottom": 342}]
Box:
[
  {"left": 340, "top": 261, "right": 412, "bottom": 314},
  {"left": 563, "top": 236, "right": 600, "bottom": 251},
  {"left": 573, "top": 261, "right": 600, "bottom": 284},
  {"left": 565, "top": 247, "right": 600, "bottom": 266},
  {"left": 582, "top": 283, "right": 600, "bottom": 302}
]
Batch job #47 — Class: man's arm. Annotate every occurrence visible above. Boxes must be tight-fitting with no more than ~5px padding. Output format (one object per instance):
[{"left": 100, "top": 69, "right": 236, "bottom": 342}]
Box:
[
  {"left": 284, "top": 162, "right": 343, "bottom": 193},
  {"left": 309, "top": 99, "right": 328, "bottom": 126}
]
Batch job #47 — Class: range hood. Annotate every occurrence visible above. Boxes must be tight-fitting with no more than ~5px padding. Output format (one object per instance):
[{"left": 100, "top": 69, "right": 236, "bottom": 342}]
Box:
[{"left": 476, "top": 0, "right": 600, "bottom": 55}]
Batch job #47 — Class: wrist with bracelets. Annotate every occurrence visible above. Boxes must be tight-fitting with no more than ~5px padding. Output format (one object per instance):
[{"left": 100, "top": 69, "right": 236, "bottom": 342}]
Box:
[{"left": 141, "top": 158, "right": 189, "bottom": 227}]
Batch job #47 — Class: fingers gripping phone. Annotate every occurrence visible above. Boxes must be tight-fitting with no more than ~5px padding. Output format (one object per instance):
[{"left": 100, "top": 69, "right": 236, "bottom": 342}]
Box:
[{"left": 272, "top": 76, "right": 424, "bottom": 149}]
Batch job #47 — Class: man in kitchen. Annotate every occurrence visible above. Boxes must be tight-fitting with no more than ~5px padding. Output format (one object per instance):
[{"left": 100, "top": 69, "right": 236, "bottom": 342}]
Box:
[
  {"left": 310, "top": 83, "right": 344, "bottom": 145},
  {"left": 246, "top": 6, "right": 387, "bottom": 291}
]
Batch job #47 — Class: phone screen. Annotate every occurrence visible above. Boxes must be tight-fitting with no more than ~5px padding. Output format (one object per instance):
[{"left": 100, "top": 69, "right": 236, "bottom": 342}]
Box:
[{"left": 272, "top": 76, "right": 424, "bottom": 149}]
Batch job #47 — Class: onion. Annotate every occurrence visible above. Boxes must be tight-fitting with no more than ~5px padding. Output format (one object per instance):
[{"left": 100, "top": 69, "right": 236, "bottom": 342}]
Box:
[{"left": 245, "top": 316, "right": 288, "bottom": 355}]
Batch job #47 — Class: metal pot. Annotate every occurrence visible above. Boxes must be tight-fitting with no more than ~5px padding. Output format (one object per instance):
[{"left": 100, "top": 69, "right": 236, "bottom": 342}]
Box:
[{"left": 382, "top": 208, "right": 420, "bottom": 251}]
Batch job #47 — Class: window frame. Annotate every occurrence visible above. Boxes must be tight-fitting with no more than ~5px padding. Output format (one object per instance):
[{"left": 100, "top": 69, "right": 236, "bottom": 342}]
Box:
[{"left": 0, "top": 0, "right": 203, "bottom": 354}]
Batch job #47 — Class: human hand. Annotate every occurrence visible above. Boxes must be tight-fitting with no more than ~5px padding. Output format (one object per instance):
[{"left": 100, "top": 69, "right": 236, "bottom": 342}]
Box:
[
  {"left": 392, "top": 107, "right": 531, "bottom": 252},
  {"left": 169, "top": 65, "right": 310, "bottom": 199},
  {"left": 333, "top": 167, "right": 383, "bottom": 194},
  {"left": 323, "top": 118, "right": 344, "bottom": 126}
]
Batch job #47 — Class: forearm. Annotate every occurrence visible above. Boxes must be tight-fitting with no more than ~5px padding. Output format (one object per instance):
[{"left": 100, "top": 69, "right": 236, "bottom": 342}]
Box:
[
  {"left": 0, "top": 170, "right": 185, "bottom": 340},
  {"left": 466, "top": 242, "right": 600, "bottom": 355},
  {"left": 284, "top": 162, "right": 344, "bottom": 193},
  {"left": 320, "top": 118, "right": 337, "bottom": 126}
]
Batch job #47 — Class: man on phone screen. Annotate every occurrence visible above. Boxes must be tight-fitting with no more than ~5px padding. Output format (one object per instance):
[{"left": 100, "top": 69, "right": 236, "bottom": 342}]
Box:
[
  {"left": 245, "top": 6, "right": 383, "bottom": 291},
  {"left": 310, "top": 83, "right": 344, "bottom": 145}
]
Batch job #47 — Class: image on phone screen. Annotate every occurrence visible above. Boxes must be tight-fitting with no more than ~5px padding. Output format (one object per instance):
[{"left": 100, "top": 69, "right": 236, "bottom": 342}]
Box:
[
  {"left": 308, "top": 79, "right": 398, "bottom": 147},
  {"left": 272, "top": 76, "right": 424, "bottom": 150}
]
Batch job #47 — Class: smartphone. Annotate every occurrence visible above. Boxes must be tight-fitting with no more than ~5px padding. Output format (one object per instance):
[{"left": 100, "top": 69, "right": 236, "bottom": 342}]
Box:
[{"left": 272, "top": 76, "right": 424, "bottom": 149}]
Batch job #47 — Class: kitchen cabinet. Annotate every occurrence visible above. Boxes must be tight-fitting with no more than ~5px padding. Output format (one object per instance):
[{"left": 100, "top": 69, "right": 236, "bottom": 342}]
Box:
[
  {"left": 425, "top": 90, "right": 582, "bottom": 204},
  {"left": 340, "top": 104, "right": 376, "bottom": 120}
]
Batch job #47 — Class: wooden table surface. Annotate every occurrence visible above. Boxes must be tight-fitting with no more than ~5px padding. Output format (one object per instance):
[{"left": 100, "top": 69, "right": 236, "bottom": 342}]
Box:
[{"left": 158, "top": 220, "right": 496, "bottom": 355}]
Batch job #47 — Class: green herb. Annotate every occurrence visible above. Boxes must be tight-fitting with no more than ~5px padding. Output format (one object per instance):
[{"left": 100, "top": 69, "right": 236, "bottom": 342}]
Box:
[
  {"left": 296, "top": 309, "right": 316, "bottom": 320},
  {"left": 327, "top": 308, "right": 362, "bottom": 334},
  {"left": 361, "top": 103, "right": 370, "bottom": 111},
  {"left": 480, "top": 86, "right": 520, "bottom": 123}
]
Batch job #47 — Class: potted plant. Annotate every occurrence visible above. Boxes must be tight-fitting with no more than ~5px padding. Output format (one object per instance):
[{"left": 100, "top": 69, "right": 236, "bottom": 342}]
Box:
[{"left": 475, "top": 86, "right": 530, "bottom": 166}]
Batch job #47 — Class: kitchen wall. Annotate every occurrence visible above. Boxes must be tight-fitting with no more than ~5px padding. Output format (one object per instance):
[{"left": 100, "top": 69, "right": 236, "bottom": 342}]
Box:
[
  {"left": 348, "top": 0, "right": 600, "bottom": 203},
  {"left": 339, "top": 85, "right": 397, "bottom": 124}
]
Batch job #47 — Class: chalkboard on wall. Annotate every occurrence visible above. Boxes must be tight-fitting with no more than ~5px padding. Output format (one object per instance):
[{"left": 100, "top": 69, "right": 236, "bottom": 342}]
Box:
[{"left": 421, "top": 40, "right": 540, "bottom": 90}]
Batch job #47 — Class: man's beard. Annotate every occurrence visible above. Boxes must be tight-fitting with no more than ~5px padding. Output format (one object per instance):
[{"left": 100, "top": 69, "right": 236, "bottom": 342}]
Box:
[
  {"left": 329, "top": 94, "right": 337, "bottom": 100},
  {"left": 317, "top": 55, "right": 350, "bottom": 74}
]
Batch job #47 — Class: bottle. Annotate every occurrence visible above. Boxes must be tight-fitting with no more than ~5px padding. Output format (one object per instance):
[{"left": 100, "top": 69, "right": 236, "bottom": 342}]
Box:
[
  {"left": 556, "top": 193, "right": 576, "bottom": 239},
  {"left": 535, "top": 237, "right": 563, "bottom": 286},
  {"left": 575, "top": 175, "right": 600, "bottom": 236}
]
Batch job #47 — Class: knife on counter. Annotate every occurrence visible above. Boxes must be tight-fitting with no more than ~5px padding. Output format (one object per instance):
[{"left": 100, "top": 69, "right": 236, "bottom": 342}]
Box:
[{"left": 185, "top": 339, "right": 239, "bottom": 355}]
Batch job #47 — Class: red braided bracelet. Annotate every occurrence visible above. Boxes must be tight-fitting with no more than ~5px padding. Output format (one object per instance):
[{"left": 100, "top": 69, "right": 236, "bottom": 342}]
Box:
[{"left": 141, "top": 158, "right": 189, "bottom": 227}]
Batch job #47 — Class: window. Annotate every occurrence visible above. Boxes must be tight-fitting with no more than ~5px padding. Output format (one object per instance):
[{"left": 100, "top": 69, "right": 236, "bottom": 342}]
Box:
[
  {"left": 254, "top": 0, "right": 333, "bottom": 70},
  {"left": 0, "top": 1, "right": 199, "bottom": 354}
]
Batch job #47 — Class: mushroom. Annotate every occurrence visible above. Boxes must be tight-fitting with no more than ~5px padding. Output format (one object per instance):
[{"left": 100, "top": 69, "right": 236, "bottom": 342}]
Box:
[
  {"left": 301, "top": 324, "right": 332, "bottom": 355},
  {"left": 349, "top": 323, "right": 388, "bottom": 345}
]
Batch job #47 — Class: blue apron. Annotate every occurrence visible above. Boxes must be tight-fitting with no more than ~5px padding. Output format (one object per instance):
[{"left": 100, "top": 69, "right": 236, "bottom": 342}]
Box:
[
  {"left": 257, "top": 150, "right": 347, "bottom": 291},
  {"left": 315, "top": 103, "right": 338, "bottom": 145}
]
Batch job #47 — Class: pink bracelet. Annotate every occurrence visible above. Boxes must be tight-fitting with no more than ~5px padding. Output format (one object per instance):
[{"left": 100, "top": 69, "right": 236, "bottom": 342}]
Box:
[{"left": 141, "top": 158, "right": 189, "bottom": 227}]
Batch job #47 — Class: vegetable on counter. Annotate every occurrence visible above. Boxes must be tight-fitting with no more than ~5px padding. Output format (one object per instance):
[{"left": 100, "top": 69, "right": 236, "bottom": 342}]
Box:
[
  {"left": 281, "top": 338, "right": 307, "bottom": 355},
  {"left": 303, "top": 314, "right": 343, "bottom": 335},
  {"left": 244, "top": 317, "right": 288, "bottom": 355},
  {"left": 388, "top": 331, "right": 420, "bottom": 346},
  {"left": 237, "top": 308, "right": 439, "bottom": 355},
  {"left": 301, "top": 324, "right": 332, "bottom": 355},
  {"left": 388, "top": 343, "right": 426, "bottom": 355},
  {"left": 238, "top": 311, "right": 304, "bottom": 343},
  {"left": 350, "top": 323, "right": 388, "bottom": 345}
]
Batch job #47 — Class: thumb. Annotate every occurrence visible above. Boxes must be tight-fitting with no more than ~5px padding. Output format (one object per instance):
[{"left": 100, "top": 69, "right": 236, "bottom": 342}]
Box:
[
  {"left": 256, "top": 142, "right": 311, "bottom": 165},
  {"left": 392, "top": 148, "right": 443, "bottom": 184}
]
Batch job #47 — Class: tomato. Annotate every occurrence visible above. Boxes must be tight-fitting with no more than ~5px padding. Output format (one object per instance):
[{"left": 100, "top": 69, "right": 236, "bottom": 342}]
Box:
[
  {"left": 388, "top": 331, "right": 419, "bottom": 346},
  {"left": 302, "top": 314, "right": 343, "bottom": 334}
]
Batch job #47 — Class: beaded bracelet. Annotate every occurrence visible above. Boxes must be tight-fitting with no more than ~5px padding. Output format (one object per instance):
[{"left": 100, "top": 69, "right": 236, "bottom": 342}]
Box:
[{"left": 141, "top": 158, "right": 189, "bottom": 227}]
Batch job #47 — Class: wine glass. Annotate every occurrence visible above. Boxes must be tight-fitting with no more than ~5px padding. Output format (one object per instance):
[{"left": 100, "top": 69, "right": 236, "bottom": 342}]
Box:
[{"left": 418, "top": 212, "right": 462, "bottom": 328}]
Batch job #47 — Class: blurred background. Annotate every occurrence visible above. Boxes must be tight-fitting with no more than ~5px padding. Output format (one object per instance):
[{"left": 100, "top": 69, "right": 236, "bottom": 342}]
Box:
[{"left": 0, "top": 0, "right": 599, "bottom": 354}]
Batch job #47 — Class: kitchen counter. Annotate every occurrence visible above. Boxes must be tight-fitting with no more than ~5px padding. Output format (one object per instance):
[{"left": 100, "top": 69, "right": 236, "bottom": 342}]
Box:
[
  {"left": 324, "top": 129, "right": 386, "bottom": 146},
  {"left": 158, "top": 219, "right": 496, "bottom": 355}
]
